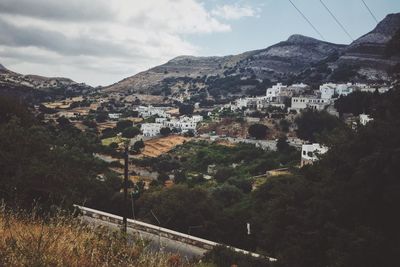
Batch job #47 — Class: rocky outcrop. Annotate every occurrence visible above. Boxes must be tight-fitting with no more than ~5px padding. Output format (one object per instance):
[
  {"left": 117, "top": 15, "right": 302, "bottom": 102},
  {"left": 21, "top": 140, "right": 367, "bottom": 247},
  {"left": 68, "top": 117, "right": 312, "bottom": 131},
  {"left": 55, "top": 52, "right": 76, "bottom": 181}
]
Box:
[{"left": 338, "top": 13, "right": 400, "bottom": 71}]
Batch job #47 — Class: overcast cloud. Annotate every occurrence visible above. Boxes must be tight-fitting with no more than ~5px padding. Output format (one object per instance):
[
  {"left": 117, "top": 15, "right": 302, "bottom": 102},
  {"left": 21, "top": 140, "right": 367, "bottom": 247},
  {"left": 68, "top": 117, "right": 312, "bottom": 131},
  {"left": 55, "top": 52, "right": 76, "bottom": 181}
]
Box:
[{"left": 0, "top": 0, "right": 257, "bottom": 86}]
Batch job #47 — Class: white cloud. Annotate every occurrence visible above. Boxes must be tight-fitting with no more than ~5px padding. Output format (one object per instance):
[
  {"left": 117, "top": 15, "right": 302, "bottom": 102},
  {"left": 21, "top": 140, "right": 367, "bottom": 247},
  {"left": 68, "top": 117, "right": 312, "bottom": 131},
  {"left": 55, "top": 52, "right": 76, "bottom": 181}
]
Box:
[
  {"left": 0, "top": 0, "right": 231, "bottom": 86},
  {"left": 211, "top": 3, "right": 260, "bottom": 20}
]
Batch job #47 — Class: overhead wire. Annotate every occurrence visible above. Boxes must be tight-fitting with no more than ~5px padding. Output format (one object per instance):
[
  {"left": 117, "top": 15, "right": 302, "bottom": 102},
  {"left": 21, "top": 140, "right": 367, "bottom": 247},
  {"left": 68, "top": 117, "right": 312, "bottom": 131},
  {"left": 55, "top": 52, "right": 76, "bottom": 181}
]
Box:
[
  {"left": 361, "top": 0, "right": 379, "bottom": 23},
  {"left": 288, "top": 0, "right": 326, "bottom": 41},
  {"left": 319, "top": 0, "right": 354, "bottom": 42}
]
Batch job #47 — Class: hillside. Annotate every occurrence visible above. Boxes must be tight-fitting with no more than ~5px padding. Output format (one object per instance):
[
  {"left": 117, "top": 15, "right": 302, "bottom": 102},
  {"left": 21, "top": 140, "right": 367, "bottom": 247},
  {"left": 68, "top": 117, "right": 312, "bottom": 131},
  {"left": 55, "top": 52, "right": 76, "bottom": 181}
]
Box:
[
  {"left": 104, "top": 13, "right": 400, "bottom": 99},
  {"left": 0, "top": 65, "right": 94, "bottom": 102}
]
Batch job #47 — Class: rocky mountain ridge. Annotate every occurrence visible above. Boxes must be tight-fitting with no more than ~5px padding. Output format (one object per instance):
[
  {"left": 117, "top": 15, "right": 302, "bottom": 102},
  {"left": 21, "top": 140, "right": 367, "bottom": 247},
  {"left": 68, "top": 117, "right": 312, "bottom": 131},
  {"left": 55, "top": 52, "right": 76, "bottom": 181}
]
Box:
[{"left": 104, "top": 13, "right": 400, "bottom": 99}]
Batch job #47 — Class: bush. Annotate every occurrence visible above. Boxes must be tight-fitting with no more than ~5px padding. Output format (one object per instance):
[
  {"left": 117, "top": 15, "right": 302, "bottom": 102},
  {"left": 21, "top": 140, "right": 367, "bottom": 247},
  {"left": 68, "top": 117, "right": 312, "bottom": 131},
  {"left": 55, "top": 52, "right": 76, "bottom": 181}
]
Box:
[
  {"left": 122, "top": 126, "right": 140, "bottom": 138},
  {"left": 248, "top": 124, "right": 268, "bottom": 139},
  {"left": 116, "top": 120, "right": 133, "bottom": 131},
  {"left": 160, "top": 127, "right": 172, "bottom": 136},
  {"left": 179, "top": 104, "right": 194, "bottom": 116}
]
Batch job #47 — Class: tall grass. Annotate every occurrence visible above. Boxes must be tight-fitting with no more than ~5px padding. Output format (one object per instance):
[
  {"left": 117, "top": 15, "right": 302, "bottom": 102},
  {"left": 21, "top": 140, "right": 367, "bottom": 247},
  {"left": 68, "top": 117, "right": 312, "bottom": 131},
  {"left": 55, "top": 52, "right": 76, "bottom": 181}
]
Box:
[{"left": 0, "top": 204, "right": 206, "bottom": 267}]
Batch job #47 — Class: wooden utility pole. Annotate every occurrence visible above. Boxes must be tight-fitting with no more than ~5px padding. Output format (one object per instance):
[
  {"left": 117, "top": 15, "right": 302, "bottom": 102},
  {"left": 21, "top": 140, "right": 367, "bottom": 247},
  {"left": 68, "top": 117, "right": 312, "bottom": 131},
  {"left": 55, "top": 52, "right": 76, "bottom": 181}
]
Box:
[{"left": 122, "top": 144, "right": 129, "bottom": 234}]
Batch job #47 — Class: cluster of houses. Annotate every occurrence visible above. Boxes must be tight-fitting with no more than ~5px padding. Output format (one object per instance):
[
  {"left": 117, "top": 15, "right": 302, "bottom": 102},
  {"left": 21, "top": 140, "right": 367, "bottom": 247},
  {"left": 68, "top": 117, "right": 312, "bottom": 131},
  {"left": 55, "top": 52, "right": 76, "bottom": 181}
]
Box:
[
  {"left": 227, "top": 82, "right": 390, "bottom": 115},
  {"left": 141, "top": 115, "right": 204, "bottom": 137}
]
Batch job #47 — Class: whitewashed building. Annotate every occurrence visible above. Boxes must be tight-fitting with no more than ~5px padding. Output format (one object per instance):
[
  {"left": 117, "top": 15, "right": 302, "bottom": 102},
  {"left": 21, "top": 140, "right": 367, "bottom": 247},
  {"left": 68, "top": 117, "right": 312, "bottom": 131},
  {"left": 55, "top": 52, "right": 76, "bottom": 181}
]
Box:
[
  {"left": 266, "top": 83, "right": 287, "bottom": 102},
  {"left": 137, "top": 106, "right": 171, "bottom": 119},
  {"left": 301, "top": 143, "right": 328, "bottom": 166},
  {"left": 291, "top": 96, "right": 330, "bottom": 111},
  {"left": 319, "top": 83, "right": 354, "bottom": 99},
  {"left": 108, "top": 113, "right": 122, "bottom": 120},
  {"left": 320, "top": 83, "right": 336, "bottom": 99},
  {"left": 141, "top": 123, "right": 163, "bottom": 137},
  {"left": 359, "top": 114, "right": 373, "bottom": 126}
]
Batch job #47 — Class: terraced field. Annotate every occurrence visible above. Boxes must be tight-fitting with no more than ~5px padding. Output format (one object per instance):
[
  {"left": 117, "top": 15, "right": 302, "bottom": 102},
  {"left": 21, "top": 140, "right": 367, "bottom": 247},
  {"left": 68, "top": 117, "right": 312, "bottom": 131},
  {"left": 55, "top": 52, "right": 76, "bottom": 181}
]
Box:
[{"left": 140, "top": 135, "right": 190, "bottom": 158}]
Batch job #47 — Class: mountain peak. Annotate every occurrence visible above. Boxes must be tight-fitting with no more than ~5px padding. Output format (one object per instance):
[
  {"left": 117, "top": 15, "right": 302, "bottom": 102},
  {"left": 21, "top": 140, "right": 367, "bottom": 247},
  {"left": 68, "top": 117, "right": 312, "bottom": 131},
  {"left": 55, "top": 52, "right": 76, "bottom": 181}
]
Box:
[
  {"left": 286, "top": 34, "right": 321, "bottom": 44},
  {"left": 0, "top": 63, "right": 6, "bottom": 71},
  {"left": 373, "top": 13, "right": 400, "bottom": 35}
]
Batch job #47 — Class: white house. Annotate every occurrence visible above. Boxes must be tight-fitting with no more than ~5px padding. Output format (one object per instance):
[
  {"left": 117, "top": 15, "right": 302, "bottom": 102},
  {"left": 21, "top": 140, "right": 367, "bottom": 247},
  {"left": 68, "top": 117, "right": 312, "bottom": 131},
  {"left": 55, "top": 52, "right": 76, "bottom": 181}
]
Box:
[
  {"left": 141, "top": 123, "right": 163, "bottom": 137},
  {"left": 190, "top": 115, "right": 204, "bottom": 123},
  {"left": 301, "top": 143, "right": 328, "bottom": 166},
  {"left": 319, "top": 83, "right": 336, "bottom": 99},
  {"left": 266, "top": 83, "right": 287, "bottom": 102},
  {"left": 108, "top": 113, "right": 122, "bottom": 120},
  {"left": 319, "top": 83, "right": 354, "bottom": 99},
  {"left": 336, "top": 83, "right": 353, "bottom": 96},
  {"left": 155, "top": 117, "right": 168, "bottom": 123},
  {"left": 137, "top": 106, "right": 171, "bottom": 119},
  {"left": 359, "top": 114, "right": 373, "bottom": 126},
  {"left": 291, "top": 96, "right": 330, "bottom": 111}
]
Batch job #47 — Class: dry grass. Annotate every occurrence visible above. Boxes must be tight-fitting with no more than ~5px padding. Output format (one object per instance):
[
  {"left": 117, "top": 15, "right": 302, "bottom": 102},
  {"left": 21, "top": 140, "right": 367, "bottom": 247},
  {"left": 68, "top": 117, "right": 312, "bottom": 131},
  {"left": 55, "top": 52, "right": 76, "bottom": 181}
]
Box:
[
  {"left": 0, "top": 205, "right": 201, "bottom": 267},
  {"left": 139, "top": 136, "right": 190, "bottom": 158}
]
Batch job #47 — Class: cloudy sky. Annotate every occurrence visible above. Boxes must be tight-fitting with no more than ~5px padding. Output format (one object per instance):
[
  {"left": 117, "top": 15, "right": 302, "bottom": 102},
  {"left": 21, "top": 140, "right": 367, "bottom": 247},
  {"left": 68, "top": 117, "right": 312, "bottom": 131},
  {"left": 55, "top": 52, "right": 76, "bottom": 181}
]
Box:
[{"left": 0, "top": 0, "right": 399, "bottom": 86}]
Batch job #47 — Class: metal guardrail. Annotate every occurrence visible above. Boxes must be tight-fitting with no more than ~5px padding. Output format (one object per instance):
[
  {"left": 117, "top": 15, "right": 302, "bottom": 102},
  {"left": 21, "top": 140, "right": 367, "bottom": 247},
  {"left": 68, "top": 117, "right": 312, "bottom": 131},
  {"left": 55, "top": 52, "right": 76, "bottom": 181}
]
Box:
[{"left": 74, "top": 205, "right": 277, "bottom": 262}]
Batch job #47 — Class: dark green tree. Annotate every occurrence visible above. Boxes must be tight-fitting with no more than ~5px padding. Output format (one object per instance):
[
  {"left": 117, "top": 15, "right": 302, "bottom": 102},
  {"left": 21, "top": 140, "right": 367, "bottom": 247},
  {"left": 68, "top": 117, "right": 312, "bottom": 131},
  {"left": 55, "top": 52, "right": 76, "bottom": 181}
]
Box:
[{"left": 248, "top": 124, "right": 268, "bottom": 139}]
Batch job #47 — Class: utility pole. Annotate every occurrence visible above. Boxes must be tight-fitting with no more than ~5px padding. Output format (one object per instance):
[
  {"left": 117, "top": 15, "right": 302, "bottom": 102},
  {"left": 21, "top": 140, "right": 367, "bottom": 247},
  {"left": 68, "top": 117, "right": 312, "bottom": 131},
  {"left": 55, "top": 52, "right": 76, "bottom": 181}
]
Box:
[{"left": 122, "top": 143, "right": 129, "bottom": 234}]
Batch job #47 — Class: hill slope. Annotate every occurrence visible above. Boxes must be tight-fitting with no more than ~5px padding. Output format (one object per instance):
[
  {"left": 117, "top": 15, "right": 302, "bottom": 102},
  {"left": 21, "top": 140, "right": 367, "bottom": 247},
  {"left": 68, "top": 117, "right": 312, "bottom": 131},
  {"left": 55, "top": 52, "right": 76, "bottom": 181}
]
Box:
[{"left": 0, "top": 65, "right": 94, "bottom": 102}]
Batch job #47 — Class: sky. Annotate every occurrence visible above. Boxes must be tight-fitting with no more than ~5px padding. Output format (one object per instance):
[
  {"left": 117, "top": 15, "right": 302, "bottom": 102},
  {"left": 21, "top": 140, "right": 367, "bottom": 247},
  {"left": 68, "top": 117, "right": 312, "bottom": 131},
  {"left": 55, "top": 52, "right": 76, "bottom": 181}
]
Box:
[{"left": 0, "top": 0, "right": 399, "bottom": 86}]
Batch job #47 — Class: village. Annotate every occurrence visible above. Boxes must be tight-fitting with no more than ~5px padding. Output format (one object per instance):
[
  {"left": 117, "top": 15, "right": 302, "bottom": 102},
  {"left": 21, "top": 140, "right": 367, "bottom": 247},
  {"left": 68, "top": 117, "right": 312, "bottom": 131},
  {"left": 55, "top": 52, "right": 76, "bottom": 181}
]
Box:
[{"left": 34, "top": 80, "right": 390, "bottom": 189}]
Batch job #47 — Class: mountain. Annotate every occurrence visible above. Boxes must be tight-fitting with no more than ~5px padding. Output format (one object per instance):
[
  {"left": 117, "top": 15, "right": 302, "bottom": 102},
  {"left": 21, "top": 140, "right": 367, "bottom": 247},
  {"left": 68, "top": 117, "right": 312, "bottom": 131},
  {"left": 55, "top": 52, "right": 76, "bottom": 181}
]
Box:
[
  {"left": 0, "top": 65, "right": 94, "bottom": 102},
  {"left": 336, "top": 13, "right": 400, "bottom": 80},
  {"left": 104, "top": 35, "right": 344, "bottom": 97},
  {"left": 104, "top": 13, "right": 400, "bottom": 99}
]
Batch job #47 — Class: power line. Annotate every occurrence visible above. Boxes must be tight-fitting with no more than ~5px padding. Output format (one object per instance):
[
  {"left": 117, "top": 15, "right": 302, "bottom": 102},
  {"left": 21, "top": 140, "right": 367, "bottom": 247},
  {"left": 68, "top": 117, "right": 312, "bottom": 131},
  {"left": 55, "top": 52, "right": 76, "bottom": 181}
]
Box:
[
  {"left": 361, "top": 0, "right": 378, "bottom": 23},
  {"left": 319, "top": 0, "right": 354, "bottom": 42},
  {"left": 288, "top": 0, "right": 326, "bottom": 41}
]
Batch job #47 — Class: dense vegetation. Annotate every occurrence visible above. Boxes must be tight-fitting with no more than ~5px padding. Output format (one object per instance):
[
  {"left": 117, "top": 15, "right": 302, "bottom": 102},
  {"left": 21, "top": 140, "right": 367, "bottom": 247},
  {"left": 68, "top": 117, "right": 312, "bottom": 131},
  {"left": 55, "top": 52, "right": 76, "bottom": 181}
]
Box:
[
  {"left": 295, "top": 109, "right": 344, "bottom": 142},
  {"left": 134, "top": 87, "right": 400, "bottom": 267},
  {"left": 0, "top": 96, "right": 121, "bottom": 211},
  {"left": 334, "top": 90, "right": 380, "bottom": 116}
]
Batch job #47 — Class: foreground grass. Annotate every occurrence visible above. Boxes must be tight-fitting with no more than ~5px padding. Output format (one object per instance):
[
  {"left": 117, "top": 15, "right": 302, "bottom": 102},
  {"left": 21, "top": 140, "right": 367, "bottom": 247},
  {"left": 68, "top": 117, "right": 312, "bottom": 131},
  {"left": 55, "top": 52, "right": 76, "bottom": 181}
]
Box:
[{"left": 0, "top": 205, "right": 211, "bottom": 267}]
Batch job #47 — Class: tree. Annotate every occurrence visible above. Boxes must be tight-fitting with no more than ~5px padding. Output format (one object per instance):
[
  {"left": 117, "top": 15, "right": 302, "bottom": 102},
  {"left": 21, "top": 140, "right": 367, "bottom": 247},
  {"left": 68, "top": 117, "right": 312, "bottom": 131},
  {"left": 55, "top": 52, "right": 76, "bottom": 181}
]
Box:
[
  {"left": 160, "top": 127, "right": 171, "bottom": 137},
  {"left": 121, "top": 126, "right": 140, "bottom": 138},
  {"left": 334, "top": 91, "right": 378, "bottom": 116},
  {"left": 248, "top": 124, "right": 268, "bottom": 139},
  {"left": 179, "top": 104, "right": 194, "bottom": 116},
  {"left": 277, "top": 136, "right": 290, "bottom": 152},
  {"left": 174, "top": 171, "right": 187, "bottom": 184},
  {"left": 56, "top": 116, "right": 70, "bottom": 127},
  {"left": 279, "top": 119, "right": 290, "bottom": 132},
  {"left": 214, "top": 167, "right": 234, "bottom": 183},
  {"left": 131, "top": 140, "right": 145, "bottom": 153},
  {"left": 116, "top": 120, "right": 133, "bottom": 131},
  {"left": 101, "top": 128, "right": 117, "bottom": 139},
  {"left": 95, "top": 112, "right": 108, "bottom": 123},
  {"left": 157, "top": 172, "right": 170, "bottom": 184},
  {"left": 109, "top": 142, "right": 119, "bottom": 150},
  {"left": 295, "top": 109, "right": 343, "bottom": 142}
]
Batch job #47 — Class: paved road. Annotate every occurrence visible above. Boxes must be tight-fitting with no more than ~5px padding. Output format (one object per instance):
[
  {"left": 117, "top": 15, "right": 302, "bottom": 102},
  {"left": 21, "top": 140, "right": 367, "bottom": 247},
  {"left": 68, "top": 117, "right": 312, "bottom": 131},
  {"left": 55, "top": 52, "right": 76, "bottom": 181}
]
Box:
[{"left": 82, "top": 216, "right": 207, "bottom": 260}]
